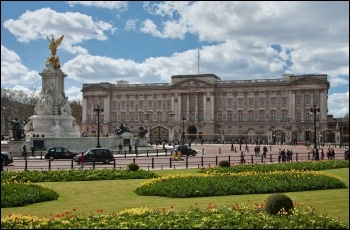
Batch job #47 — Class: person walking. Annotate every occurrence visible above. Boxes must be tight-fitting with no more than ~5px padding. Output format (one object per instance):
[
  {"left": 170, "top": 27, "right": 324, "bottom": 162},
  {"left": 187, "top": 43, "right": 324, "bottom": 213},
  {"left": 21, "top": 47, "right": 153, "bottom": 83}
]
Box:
[
  {"left": 22, "top": 145, "right": 27, "bottom": 160},
  {"left": 31, "top": 146, "right": 35, "bottom": 157},
  {"left": 79, "top": 152, "right": 84, "bottom": 170},
  {"left": 118, "top": 143, "right": 123, "bottom": 154},
  {"left": 240, "top": 151, "right": 246, "bottom": 164},
  {"left": 263, "top": 145, "right": 268, "bottom": 158}
]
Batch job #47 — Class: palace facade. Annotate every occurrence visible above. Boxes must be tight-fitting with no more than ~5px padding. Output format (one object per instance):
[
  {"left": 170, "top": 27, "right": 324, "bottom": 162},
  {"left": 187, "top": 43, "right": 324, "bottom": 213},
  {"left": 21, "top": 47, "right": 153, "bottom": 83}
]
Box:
[{"left": 81, "top": 73, "right": 340, "bottom": 145}]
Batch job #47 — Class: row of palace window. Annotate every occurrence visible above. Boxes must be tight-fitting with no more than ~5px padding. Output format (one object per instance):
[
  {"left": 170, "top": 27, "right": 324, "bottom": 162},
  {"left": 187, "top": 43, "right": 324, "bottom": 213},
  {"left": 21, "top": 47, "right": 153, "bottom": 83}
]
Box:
[
  {"left": 86, "top": 109, "right": 317, "bottom": 123},
  {"left": 89, "top": 95, "right": 319, "bottom": 111}
]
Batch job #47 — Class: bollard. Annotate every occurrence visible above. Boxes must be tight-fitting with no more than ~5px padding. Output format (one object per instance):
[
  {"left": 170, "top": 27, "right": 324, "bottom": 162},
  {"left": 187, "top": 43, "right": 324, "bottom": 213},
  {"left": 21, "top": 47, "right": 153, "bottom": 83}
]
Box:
[
  {"left": 296, "top": 153, "right": 298, "bottom": 162},
  {"left": 152, "top": 158, "right": 154, "bottom": 169},
  {"left": 156, "top": 149, "right": 159, "bottom": 157},
  {"left": 25, "top": 160, "right": 28, "bottom": 171},
  {"left": 202, "top": 148, "right": 204, "bottom": 155},
  {"left": 215, "top": 156, "right": 218, "bottom": 165},
  {"left": 235, "top": 147, "right": 237, "bottom": 153},
  {"left": 228, "top": 155, "right": 231, "bottom": 164},
  {"left": 261, "top": 155, "right": 263, "bottom": 163},
  {"left": 201, "top": 156, "right": 204, "bottom": 167},
  {"left": 251, "top": 155, "right": 253, "bottom": 164},
  {"left": 169, "top": 157, "right": 172, "bottom": 168},
  {"left": 186, "top": 156, "right": 188, "bottom": 168},
  {"left": 133, "top": 158, "right": 136, "bottom": 163},
  {"left": 40, "top": 151, "right": 43, "bottom": 160},
  {"left": 308, "top": 152, "right": 310, "bottom": 160},
  {"left": 93, "top": 160, "right": 95, "bottom": 169},
  {"left": 270, "top": 154, "right": 272, "bottom": 163},
  {"left": 49, "top": 159, "right": 51, "bottom": 170},
  {"left": 71, "top": 159, "right": 74, "bottom": 169},
  {"left": 113, "top": 159, "right": 116, "bottom": 169},
  {"left": 219, "top": 148, "right": 221, "bottom": 154},
  {"left": 147, "top": 150, "right": 149, "bottom": 157}
]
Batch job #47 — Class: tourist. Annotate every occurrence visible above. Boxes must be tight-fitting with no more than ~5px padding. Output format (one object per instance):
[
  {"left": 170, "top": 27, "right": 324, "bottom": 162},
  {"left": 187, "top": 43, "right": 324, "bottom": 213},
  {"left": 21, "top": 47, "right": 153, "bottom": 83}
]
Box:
[
  {"left": 79, "top": 152, "right": 84, "bottom": 170},
  {"left": 240, "top": 151, "right": 246, "bottom": 164},
  {"left": 119, "top": 143, "right": 123, "bottom": 154},
  {"left": 31, "top": 146, "right": 35, "bottom": 157},
  {"left": 263, "top": 145, "right": 268, "bottom": 158},
  {"left": 22, "top": 145, "right": 27, "bottom": 160}
]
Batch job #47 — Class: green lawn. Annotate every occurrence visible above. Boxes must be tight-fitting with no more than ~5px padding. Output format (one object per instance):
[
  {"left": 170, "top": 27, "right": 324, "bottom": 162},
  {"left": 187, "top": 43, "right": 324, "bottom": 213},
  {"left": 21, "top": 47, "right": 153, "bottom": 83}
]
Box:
[{"left": 1, "top": 168, "right": 349, "bottom": 224}]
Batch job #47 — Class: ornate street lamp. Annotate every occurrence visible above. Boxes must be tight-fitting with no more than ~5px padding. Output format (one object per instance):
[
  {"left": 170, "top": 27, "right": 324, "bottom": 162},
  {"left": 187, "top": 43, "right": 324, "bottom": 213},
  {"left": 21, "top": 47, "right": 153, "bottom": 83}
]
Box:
[
  {"left": 94, "top": 105, "right": 104, "bottom": 148},
  {"left": 145, "top": 111, "right": 151, "bottom": 138},
  {"left": 310, "top": 104, "right": 320, "bottom": 149},
  {"left": 168, "top": 111, "right": 175, "bottom": 141},
  {"left": 181, "top": 115, "right": 186, "bottom": 144}
]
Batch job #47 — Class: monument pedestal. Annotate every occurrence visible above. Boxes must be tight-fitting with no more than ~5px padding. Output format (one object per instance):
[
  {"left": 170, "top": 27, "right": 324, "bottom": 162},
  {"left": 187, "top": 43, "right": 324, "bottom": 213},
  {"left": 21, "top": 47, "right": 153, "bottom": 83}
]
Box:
[{"left": 8, "top": 140, "right": 29, "bottom": 157}]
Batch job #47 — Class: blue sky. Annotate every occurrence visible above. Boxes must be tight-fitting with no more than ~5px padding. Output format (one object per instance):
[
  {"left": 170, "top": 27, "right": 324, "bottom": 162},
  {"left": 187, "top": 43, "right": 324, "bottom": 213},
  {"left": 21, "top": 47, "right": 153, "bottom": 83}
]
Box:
[{"left": 1, "top": 1, "right": 349, "bottom": 118}]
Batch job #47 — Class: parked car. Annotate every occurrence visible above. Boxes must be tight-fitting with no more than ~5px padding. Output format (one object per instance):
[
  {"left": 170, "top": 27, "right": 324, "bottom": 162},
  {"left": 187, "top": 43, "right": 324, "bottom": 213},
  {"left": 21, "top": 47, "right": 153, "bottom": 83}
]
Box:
[
  {"left": 171, "top": 145, "right": 197, "bottom": 156},
  {"left": 73, "top": 148, "right": 114, "bottom": 164},
  {"left": 45, "top": 147, "right": 79, "bottom": 160},
  {"left": 1, "top": 152, "right": 14, "bottom": 165}
]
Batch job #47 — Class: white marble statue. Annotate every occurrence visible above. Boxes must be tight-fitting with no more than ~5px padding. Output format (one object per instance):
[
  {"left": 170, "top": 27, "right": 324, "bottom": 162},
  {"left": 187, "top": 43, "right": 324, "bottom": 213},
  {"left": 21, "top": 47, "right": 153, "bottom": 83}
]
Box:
[
  {"left": 37, "top": 89, "right": 53, "bottom": 115},
  {"left": 61, "top": 97, "right": 72, "bottom": 115},
  {"left": 51, "top": 121, "right": 62, "bottom": 131}
]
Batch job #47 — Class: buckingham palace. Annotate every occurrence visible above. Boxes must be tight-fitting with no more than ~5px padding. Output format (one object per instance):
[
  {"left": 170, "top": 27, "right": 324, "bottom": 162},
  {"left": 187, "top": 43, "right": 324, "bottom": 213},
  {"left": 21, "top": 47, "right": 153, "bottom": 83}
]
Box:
[{"left": 81, "top": 73, "right": 340, "bottom": 145}]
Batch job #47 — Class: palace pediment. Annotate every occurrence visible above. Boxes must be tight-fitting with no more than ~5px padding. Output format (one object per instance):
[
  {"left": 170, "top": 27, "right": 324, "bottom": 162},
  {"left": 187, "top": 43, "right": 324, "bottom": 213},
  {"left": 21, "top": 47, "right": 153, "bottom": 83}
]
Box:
[
  {"left": 171, "top": 78, "right": 214, "bottom": 89},
  {"left": 81, "top": 84, "right": 109, "bottom": 92},
  {"left": 290, "top": 75, "right": 328, "bottom": 85}
]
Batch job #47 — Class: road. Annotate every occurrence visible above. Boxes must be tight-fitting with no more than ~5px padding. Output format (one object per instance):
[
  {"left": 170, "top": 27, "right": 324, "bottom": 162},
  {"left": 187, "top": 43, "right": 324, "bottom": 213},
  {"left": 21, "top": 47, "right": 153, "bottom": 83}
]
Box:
[{"left": 2, "top": 142, "right": 347, "bottom": 171}]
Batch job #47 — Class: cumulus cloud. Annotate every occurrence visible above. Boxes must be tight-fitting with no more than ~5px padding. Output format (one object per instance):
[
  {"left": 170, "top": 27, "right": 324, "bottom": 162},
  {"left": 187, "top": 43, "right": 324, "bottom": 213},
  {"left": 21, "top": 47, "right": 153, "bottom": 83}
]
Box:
[
  {"left": 67, "top": 1, "right": 128, "bottom": 10},
  {"left": 1, "top": 45, "right": 40, "bottom": 85},
  {"left": 3, "top": 8, "right": 117, "bottom": 55}
]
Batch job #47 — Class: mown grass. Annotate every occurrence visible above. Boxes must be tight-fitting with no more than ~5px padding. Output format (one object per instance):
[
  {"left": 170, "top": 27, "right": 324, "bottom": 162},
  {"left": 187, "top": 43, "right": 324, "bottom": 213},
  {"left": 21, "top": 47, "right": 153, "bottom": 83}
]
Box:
[{"left": 1, "top": 168, "right": 348, "bottom": 224}]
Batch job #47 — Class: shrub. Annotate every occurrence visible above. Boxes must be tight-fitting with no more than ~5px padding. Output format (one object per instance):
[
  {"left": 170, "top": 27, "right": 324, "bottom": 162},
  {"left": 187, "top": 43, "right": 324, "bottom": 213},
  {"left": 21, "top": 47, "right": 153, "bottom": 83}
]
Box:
[
  {"left": 127, "top": 163, "right": 140, "bottom": 171},
  {"left": 218, "top": 160, "right": 231, "bottom": 167},
  {"left": 265, "top": 193, "right": 294, "bottom": 215}
]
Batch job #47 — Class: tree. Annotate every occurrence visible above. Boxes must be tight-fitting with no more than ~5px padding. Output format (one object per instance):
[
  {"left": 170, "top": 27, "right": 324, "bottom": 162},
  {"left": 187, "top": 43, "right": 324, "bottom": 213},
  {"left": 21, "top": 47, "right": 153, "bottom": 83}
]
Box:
[
  {"left": 69, "top": 100, "right": 82, "bottom": 123},
  {"left": 1, "top": 88, "right": 36, "bottom": 132}
]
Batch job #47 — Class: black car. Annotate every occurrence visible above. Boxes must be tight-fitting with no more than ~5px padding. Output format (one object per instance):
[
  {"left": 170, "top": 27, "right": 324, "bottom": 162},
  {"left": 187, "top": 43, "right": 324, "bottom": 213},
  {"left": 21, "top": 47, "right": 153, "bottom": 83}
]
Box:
[
  {"left": 171, "top": 145, "right": 197, "bottom": 156},
  {"left": 74, "top": 148, "right": 114, "bottom": 164},
  {"left": 45, "top": 147, "right": 80, "bottom": 160},
  {"left": 1, "top": 152, "right": 14, "bottom": 165}
]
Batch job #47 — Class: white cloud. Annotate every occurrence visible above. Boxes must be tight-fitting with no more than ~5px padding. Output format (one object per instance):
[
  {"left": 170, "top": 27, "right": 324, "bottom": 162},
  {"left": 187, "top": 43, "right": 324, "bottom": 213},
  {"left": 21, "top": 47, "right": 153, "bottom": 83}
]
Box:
[
  {"left": 67, "top": 1, "right": 128, "bottom": 10},
  {"left": 3, "top": 8, "right": 116, "bottom": 55},
  {"left": 1, "top": 45, "right": 40, "bottom": 85},
  {"left": 328, "top": 92, "right": 349, "bottom": 118}
]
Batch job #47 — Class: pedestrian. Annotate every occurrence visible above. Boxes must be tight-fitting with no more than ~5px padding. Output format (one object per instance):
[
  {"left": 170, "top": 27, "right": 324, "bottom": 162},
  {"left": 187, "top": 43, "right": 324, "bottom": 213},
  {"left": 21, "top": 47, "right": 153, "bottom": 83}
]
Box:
[
  {"left": 263, "top": 145, "right": 268, "bottom": 158},
  {"left": 330, "top": 147, "right": 335, "bottom": 160},
  {"left": 79, "top": 152, "right": 84, "bottom": 169},
  {"left": 231, "top": 143, "right": 234, "bottom": 151},
  {"left": 22, "top": 145, "right": 27, "bottom": 160},
  {"left": 240, "top": 151, "right": 246, "bottom": 164},
  {"left": 31, "top": 146, "right": 35, "bottom": 157},
  {"left": 119, "top": 143, "right": 123, "bottom": 154},
  {"left": 320, "top": 148, "right": 324, "bottom": 160}
]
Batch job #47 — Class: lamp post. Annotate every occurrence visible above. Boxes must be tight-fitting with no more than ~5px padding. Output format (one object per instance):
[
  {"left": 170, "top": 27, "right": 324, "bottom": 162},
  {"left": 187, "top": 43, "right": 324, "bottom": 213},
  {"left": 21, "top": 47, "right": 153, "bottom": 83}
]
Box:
[
  {"left": 181, "top": 115, "right": 186, "bottom": 144},
  {"left": 285, "top": 114, "right": 292, "bottom": 145},
  {"left": 221, "top": 122, "right": 225, "bottom": 144},
  {"left": 310, "top": 104, "right": 320, "bottom": 149},
  {"left": 94, "top": 105, "right": 104, "bottom": 148},
  {"left": 168, "top": 111, "right": 175, "bottom": 141}
]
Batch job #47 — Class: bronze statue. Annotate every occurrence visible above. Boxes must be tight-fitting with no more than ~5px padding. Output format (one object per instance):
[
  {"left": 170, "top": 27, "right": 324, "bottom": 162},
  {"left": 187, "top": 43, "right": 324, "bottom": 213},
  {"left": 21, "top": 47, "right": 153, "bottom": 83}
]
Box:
[
  {"left": 47, "top": 35, "right": 64, "bottom": 56},
  {"left": 115, "top": 123, "right": 131, "bottom": 135},
  {"left": 137, "top": 125, "right": 148, "bottom": 138}
]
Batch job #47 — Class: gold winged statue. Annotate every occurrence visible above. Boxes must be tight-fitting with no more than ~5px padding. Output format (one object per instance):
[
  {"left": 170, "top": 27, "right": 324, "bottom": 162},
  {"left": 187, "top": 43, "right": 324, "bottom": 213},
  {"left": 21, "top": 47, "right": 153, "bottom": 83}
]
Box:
[{"left": 47, "top": 35, "right": 64, "bottom": 56}]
